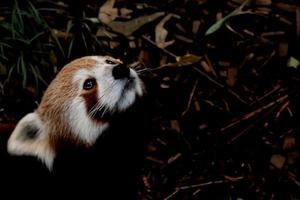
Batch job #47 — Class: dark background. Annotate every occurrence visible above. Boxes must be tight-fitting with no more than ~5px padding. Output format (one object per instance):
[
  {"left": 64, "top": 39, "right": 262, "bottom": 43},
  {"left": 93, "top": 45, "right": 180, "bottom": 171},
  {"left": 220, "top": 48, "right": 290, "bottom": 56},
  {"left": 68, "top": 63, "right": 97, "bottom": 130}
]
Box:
[{"left": 0, "top": 0, "right": 300, "bottom": 199}]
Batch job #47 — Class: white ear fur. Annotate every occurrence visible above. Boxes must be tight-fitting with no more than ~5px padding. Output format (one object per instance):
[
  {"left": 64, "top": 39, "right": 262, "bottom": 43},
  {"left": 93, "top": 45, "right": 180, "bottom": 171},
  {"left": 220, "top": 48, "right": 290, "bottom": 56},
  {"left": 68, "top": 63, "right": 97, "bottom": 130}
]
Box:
[{"left": 7, "top": 113, "right": 55, "bottom": 170}]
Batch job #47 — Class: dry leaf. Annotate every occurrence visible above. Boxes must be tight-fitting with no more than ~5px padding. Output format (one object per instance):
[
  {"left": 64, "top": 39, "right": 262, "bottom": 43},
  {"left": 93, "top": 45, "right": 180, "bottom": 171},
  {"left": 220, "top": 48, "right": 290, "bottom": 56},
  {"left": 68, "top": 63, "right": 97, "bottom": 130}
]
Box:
[
  {"left": 192, "top": 20, "right": 201, "bottom": 34},
  {"left": 171, "top": 120, "right": 180, "bottom": 133},
  {"left": 155, "top": 14, "right": 175, "bottom": 48},
  {"left": 278, "top": 42, "right": 289, "bottom": 57},
  {"left": 283, "top": 136, "right": 296, "bottom": 150},
  {"left": 108, "top": 12, "right": 165, "bottom": 37},
  {"left": 138, "top": 49, "right": 151, "bottom": 66},
  {"left": 175, "top": 54, "right": 202, "bottom": 67},
  {"left": 270, "top": 154, "right": 286, "bottom": 169},
  {"left": 287, "top": 152, "right": 300, "bottom": 165},
  {"left": 96, "top": 27, "right": 118, "bottom": 38},
  {"left": 120, "top": 8, "right": 133, "bottom": 19},
  {"left": 52, "top": 29, "right": 71, "bottom": 39},
  {"left": 255, "top": 0, "right": 272, "bottom": 5},
  {"left": 198, "top": 124, "right": 208, "bottom": 130},
  {"left": 98, "top": 0, "right": 118, "bottom": 24},
  {"left": 147, "top": 144, "right": 157, "bottom": 152},
  {"left": 49, "top": 50, "right": 57, "bottom": 65},
  {"left": 159, "top": 54, "right": 202, "bottom": 69},
  {"left": 109, "top": 41, "right": 120, "bottom": 49},
  {"left": 226, "top": 67, "right": 238, "bottom": 87},
  {"left": 194, "top": 100, "right": 201, "bottom": 111}
]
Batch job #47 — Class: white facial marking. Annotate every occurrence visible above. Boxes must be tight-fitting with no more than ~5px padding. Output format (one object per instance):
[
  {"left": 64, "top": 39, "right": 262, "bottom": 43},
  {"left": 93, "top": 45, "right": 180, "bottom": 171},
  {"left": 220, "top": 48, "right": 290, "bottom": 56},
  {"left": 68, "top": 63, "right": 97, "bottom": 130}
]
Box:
[
  {"left": 92, "top": 56, "right": 143, "bottom": 111},
  {"left": 69, "top": 56, "right": 143, "bottom": 144},
  {"left": 68, "top": 98, "right": 109, "bottom": 145}
]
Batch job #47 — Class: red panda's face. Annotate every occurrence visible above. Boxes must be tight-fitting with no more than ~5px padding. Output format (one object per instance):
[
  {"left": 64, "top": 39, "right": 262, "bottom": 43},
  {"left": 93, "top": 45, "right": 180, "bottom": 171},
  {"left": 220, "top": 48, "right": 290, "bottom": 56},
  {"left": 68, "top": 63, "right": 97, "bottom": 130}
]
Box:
[
  {"left": 7, "top": 56, "right": 144, "bottom": 170},
  {"left": 61, "top": 56, "right": 143, "bottom": 145},
  {"left": 72, "top": 56, "right": 143, "bottom": 118}
]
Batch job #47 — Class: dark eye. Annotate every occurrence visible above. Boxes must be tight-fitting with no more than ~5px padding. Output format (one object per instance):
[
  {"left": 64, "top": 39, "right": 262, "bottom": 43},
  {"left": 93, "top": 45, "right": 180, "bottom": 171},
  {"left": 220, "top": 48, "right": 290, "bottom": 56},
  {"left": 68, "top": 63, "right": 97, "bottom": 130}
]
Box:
[
  {"left": 105, "top": 60, "right": 116, "bottom": 65},
  {"left": 83, "top": 78, "right": 96, "bottom": 90}
]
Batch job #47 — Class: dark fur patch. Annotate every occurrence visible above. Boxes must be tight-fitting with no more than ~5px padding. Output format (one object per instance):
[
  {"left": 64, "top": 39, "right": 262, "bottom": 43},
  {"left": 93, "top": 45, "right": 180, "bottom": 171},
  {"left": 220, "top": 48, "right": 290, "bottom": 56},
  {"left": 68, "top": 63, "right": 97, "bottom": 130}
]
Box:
[
  {"left": 17, "top": 124, "right": 39, "bottom": 140},
  {"left": 80, "top": 85, "right": 109, "bottom": 122},
  {"left": 81, "top": 84, "right": 98, "bottom": 113}
]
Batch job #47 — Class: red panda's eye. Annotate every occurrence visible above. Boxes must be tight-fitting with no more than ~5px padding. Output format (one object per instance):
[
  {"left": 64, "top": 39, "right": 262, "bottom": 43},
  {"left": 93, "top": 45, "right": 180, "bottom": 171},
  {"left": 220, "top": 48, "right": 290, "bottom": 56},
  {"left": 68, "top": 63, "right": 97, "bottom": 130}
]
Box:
[
  {"left": 105, "top": 60, "right": 116, "bottom": 65},
  {"left": 83, "top": 78, "right": 96, "bottom": 90}
]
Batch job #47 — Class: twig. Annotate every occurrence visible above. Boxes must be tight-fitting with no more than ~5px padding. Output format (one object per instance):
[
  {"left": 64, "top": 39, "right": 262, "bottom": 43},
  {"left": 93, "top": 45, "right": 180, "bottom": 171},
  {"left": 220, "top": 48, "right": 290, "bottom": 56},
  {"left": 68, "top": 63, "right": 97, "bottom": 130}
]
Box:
[
  {"left": 142, "top": 35, "right": 178, "bottom": 59},
  {"left": 146, "top": 156, "right": 165, "bottom": 165},
  {"left": 249, "top": 84, "right": 282, "bottom": 106},
  {"left": 261, "top": 31, "right": 285, "bottom": 37},
  {"left": 182, "top": 79, "right": 198, "bottom": 116},
  {"left": 164, "top": 176, "right": 243, "bottom": 200},
  {"left": 178, "top": 180, "right": 226, "bottom": 190},
  {"left": 221, "top": 94, "right": 288, "bottom": 132},
  {"left": 288, "top": 171, "right": 300, "bottom": 187},
  {"left": 204, "top": 54, "right": 218, "bottom": 78},
  {"left": 193, "top": 67, "right": 248, "bottom": 105},
  {"left": 227, "top": 96, "right": 288, "bottom": 144},
  {"left": 258, "top": 50, "right": 276, "bottom": 71},
  {"left": 164, "top": 188, "right": 180, "bottom": 200},
  {"left": 275, "top": 101, "right": 290, "bottom": 119}
]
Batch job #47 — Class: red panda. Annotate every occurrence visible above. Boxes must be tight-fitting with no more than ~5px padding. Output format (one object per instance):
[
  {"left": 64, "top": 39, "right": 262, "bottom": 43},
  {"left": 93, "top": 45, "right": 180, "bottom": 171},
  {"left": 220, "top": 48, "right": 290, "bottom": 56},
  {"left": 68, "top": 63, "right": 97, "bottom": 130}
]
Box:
[{"left": 6, "top": 55, "right": 144, "bottom": 170}]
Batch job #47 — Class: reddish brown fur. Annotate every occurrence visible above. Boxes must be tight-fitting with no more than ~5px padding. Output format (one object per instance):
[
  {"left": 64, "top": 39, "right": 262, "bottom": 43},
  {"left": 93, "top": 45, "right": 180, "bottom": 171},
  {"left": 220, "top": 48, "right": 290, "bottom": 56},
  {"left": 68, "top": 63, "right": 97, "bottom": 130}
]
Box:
[
  {"left": 81, "top": 82, "right": 98, "bottom": 113},
  {"left": 36, "top": 57, "right": 102, "bottom": 151}
]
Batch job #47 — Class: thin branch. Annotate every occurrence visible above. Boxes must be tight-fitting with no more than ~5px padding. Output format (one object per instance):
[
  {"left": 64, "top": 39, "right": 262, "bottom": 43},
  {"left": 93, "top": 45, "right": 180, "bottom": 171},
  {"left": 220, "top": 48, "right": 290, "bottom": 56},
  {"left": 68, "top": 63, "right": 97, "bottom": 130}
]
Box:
[
  {"left": 164, "top": 188, "right": 180, "bottom": 200},
  {"left": 182, "top": 79, "right": 199, "bottom": 116},
  {"left": 249, "top": 85, "right": 282, "bottom": 106},
  {"left": 193, "top": 67, "right": 248, "bottom": 105},
  {"left": 227, "top": 96, "right": 288, "bottom": 144},
  {"left": 142, "top": 35, "right": 178, "bottom": 59},
  {"left": 221, "top": 94, "right": 288, "bottom": 132},
  {"left": 164, "top": 176, "right": 243, "bottom": 200}
]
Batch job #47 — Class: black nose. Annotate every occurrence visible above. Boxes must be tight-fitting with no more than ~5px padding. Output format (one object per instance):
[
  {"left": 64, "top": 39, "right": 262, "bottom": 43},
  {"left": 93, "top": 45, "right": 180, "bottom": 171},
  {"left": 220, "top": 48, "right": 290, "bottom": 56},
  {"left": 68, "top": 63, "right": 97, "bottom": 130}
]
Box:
[{"left": 112, "top": 64, "right": 130, "bottom": 79}]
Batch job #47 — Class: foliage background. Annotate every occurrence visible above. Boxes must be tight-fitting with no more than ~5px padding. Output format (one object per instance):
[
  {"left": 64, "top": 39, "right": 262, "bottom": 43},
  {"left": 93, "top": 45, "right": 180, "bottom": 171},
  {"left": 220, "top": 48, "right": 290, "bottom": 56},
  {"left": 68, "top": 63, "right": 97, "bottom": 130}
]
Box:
[{"left": 0, "top": 0, "right": 300, "bottom": 199}]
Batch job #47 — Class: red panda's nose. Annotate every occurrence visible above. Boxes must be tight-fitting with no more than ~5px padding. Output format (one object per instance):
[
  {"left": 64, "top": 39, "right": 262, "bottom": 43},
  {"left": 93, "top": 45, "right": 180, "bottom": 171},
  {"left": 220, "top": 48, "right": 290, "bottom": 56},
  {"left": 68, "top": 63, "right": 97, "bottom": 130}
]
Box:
[{"left": 112, "top": 64, "right": 130, "bottom": 79}]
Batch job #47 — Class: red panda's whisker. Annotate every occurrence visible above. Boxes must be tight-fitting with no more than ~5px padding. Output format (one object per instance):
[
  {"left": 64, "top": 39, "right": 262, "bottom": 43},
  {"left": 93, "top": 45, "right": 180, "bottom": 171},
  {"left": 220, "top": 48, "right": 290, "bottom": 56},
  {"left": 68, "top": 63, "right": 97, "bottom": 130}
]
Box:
[
  {"left": 88, "top": 81, "right": 118, "bottom": 118},
  {"left": 101, "top": 106, "right": 110, "bottom": 118}
]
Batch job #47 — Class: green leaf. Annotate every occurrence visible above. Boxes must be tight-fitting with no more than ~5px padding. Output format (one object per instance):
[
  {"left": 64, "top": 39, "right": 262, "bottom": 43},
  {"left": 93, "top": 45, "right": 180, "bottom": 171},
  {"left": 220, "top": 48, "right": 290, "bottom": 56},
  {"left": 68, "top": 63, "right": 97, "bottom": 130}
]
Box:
[
  {"left": 67, "top": 38, "right": 75, "bottom": 59},
  {"left": 12, "top": 0, "right": 24, "bottom": 38},
  {"left": 287, "top": 57, "right": 300, "bottom": 69},
  {"left": 7, "top": 64, "right": 15, "bottom": 82},
  {"left": 0, "top": 41, "right": 13, "bottom": 49},
  {"left": 29, "top": 31, "right": 46, "bottom": 44},
  {"left": 29, "top": 63, "right": 39, "bottom": 88},
  {"left": 205, "top": 0, "right": 249, "bottom": 36},
  {"left": 20, "top": 54, "right": 27, "bottom": 87},
  {"left": 28, "top": 1, "right": 44, "bottom": 25}
]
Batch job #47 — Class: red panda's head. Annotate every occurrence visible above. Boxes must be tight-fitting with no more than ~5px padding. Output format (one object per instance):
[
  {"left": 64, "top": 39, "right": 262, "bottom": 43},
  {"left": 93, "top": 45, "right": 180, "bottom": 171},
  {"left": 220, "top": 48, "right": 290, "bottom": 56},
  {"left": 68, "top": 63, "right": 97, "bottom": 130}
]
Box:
[{"left": 7, "top": 56, "right": 143, "bottom": 170}]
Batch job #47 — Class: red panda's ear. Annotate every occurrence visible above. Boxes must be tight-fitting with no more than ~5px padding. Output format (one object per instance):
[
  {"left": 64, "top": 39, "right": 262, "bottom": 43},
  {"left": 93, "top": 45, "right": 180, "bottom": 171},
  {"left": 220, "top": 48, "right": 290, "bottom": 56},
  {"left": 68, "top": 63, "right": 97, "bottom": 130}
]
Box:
[{"left": 7, "top": 113, "right": 55, "bottom": 170}]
